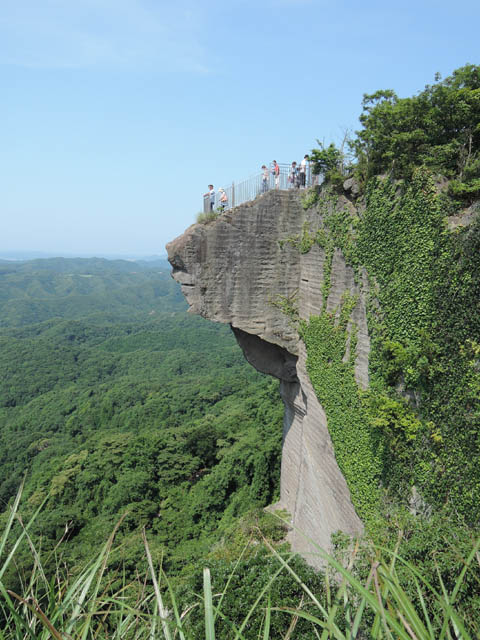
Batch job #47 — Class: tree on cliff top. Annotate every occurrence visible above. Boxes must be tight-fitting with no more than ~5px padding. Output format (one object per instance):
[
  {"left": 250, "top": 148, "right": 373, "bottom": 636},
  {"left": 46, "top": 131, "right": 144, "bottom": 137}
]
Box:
[{"left": 350, "top": 64, "right": 480, "bottom": 200}]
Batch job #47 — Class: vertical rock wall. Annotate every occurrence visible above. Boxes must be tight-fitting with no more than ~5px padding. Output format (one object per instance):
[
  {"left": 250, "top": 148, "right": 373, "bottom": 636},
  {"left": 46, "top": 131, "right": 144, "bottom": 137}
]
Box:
[{"left": 167, "top": 190, "right": 368, "bottom": 560}]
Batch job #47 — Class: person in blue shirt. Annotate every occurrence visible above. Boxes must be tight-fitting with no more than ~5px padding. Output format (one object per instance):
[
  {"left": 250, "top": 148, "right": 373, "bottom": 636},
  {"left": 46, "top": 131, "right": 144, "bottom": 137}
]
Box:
[{"left": 203, "top": 184, "right": 216, "bottom": 211}]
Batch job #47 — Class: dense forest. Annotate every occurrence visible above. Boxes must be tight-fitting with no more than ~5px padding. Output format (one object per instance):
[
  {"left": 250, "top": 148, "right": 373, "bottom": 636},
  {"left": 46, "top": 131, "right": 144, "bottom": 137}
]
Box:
[
  {"left": 0, "top": 259, "right": 295, "bottom": 583},
  {"left": 0, "top": 259, "right": 334, "bottom": 637}
]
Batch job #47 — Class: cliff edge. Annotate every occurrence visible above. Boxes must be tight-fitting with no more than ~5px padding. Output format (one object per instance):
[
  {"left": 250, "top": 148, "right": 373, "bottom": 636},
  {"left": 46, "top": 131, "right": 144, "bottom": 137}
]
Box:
[{"left": 167, "top": 190, "right": 369, "bottom": 559}]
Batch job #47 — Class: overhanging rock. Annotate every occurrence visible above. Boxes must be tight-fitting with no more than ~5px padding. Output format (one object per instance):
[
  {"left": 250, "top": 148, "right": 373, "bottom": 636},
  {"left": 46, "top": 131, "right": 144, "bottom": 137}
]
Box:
[{"left": 167, "top": 190, "right": 368, "bottom": 563}]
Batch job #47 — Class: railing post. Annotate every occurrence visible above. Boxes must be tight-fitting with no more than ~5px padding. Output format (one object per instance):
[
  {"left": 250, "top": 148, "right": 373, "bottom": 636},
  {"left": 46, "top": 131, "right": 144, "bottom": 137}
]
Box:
[{"left": 232, "top": 181, "right": 235, "bottom": 208}]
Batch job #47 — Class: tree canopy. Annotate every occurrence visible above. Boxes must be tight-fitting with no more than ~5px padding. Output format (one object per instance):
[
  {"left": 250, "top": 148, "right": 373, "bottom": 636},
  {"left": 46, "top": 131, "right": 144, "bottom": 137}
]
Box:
[
  {"left": 352, "top": 65, "right": 480, "bottom": 200},
  {"left": 0, "top": 259, "right": 284, "bottom": 584}
]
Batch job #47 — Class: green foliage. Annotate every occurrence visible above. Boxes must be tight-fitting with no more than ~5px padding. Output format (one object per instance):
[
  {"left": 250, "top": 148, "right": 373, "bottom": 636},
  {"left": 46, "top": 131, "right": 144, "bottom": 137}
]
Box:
[
  {"left": 269, "top": 291, "right": 299, "bottom": 319},
  {"left": 361, "top": 392, "right": 425, "bottom": 495},
  {"left": 377, "top": 335, "right": 443, "bottom": 389},
  {"left": 300, "top": 186, "right": 320, "bottom": 210},
  {"left": 354, "top": 169, "right": 480, "bottom": 519},
  {"left": 0, "top": 258, "right": 284, "bottom": 587},
  {"left": 277, "top": 222, "right": 315, "bottom": 254},
  {"left": 2, "top": 490, "right": 479, "bottom": 639},
  {"left": 0, "top": 257, "right": 186, "bottom": 327},
  {"left": 334, "top": 508, "right": 480, "bottom": 635},
  {"left": 298, "top": 222, "right": 316, "bottom": 253},
  {"left": 448, "top": 176, "right": 480, "bottom": 200},
  {"left": 358, "top": 169, "right": 445, "bottom": 344},
  {"left": 178, "top": 514, "right": 325, "bottom": 639},
  {"left": 296, "top": 150, "right": 480, "bottom": 533},
  {"left": 352, "top": 65, "right": 480, "bottom": 201},
  {"left": 309, "top": 142, "right": 345, "bottom": 188},
  {"left": 196, "top": 210, "right": 219, "bottom": 224},
  {"left": 300, "top": 295, "right": 382, "bottom": 522}
]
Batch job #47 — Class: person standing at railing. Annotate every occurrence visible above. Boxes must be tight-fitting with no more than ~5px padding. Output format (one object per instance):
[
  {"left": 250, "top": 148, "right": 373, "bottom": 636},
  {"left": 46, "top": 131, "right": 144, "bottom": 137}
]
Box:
[
  {"left": 272, "top": 160, "right": 280, "bottom": 189},
  {"left": 288, "top": 161, "right": 298, "bottom": 189},
  {"left": 299, "top": 155, "right": 309, "bottom": 188},
  {"left": 203, "top": 184, "right": 216, "bottom": 211},
  {"left": 218, "top": 188, "right": 228, "bottom": 211},
  {"left": 261, "top": 165, "right": 269, "bottom": 193}
]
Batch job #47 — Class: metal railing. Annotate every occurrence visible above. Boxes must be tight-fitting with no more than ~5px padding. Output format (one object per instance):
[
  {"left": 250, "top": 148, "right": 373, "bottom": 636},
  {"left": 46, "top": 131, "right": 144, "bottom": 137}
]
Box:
[{"left": 202, "top": 163, "right": 321, "bottom": 213}]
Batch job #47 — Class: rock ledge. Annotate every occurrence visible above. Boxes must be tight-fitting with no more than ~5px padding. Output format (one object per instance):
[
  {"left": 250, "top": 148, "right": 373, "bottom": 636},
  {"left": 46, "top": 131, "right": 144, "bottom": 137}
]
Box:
[{"left": 167, "top": 191, "right": 367, "bottom": 561}]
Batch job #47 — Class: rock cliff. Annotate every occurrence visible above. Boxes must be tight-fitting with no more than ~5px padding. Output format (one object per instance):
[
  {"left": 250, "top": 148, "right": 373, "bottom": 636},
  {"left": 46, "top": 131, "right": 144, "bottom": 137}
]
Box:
[{"left": 167, "top": 190, "right": 371, "bottom": 560}]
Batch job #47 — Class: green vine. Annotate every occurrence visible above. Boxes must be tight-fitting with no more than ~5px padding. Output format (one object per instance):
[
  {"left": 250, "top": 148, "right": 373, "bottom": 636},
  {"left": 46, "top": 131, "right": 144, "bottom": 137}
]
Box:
[
  {"left": 321, "top": 246, "right": 334, "bottom": 305},
  {"left": 355, "top": 169, "right": 480, "bottom": 520},
  {"left": 300, "top": 294, "right": 382, "bottom": 523},
  {"left": 269, "top": 291, "right": 299, "bottom": 321},
  {"left": 278, "top": 222, "right": 315, "bottom": 254},
  {"left": 300, "top": 186, "right": 320, "bottom": 210},
  {"left": 294, "top": 168, "right": 480, "bottom": 526}
]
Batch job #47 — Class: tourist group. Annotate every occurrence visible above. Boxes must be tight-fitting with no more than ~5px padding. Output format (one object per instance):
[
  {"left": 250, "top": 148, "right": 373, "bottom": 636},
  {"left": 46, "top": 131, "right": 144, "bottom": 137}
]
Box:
[{"left": 204, "top": 155, "right": 311, "bottom": 213}]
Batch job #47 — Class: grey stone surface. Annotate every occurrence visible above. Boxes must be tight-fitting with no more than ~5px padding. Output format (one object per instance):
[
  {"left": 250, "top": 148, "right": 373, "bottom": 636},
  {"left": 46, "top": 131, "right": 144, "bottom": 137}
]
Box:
[
  {"left": 447, "top": 201, "right": 480, "bottom": 230},
  {"left": 343, "top": 177, "right": 360, "bottom": 196},
  {"left": 279, "top": 343, "right": 363, "bottom": 563},
  {"left": 167, "top": 190, "right": 368, "bottom": 561}
]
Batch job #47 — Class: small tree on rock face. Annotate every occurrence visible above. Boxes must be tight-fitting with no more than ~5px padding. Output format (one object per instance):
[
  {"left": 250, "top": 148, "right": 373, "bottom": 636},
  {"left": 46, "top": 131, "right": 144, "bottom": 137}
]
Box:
[{"left": 309, "top": 142, "right": 344, "bottom": 187}]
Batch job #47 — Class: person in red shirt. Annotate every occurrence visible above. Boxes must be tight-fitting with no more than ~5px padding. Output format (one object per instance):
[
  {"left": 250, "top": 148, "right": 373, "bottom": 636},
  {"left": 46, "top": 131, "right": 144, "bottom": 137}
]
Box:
[{"left": 272, "top": 160, "right": 280, "bottom": 189}]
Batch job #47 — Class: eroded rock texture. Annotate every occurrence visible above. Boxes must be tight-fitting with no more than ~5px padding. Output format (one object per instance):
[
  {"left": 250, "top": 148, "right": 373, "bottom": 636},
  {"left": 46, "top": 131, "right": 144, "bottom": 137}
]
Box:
[{"left": 167, "top": 190, "right": 368, "bottom": 561}]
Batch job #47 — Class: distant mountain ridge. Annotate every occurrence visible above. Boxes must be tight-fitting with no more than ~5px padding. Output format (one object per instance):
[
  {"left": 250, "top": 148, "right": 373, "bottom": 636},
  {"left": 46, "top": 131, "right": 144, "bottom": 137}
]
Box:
[
  {"left": 0, "top": 251, "right": 167, "bottom": 262},
  {"left": 0, "top": 256, "right": 169, "bottom": 274},
  {"left": 0, "top": 256, "right": 185, "bottom": 327}
]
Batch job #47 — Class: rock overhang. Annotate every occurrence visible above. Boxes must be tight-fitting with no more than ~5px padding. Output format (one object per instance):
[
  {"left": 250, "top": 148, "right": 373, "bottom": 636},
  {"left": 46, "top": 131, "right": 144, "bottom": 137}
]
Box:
[{"left": 166, "top": 189, "right": 367, "bottom": 561}]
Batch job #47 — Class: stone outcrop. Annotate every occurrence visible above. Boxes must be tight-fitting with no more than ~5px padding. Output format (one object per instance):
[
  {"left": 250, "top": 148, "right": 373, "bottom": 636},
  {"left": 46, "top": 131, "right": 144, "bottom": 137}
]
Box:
[{"left": 167, "top": 190, "right": 370, "bottom": 562}]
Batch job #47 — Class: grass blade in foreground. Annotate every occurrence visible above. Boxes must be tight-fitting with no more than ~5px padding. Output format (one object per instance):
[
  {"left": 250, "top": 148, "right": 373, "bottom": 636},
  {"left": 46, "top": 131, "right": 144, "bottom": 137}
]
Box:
[
  {"left": 143, "top": 528, "right": 172, "bottom": 640},
  {"left": 204, "top": 568, "right": 215, "bottom": 640}
]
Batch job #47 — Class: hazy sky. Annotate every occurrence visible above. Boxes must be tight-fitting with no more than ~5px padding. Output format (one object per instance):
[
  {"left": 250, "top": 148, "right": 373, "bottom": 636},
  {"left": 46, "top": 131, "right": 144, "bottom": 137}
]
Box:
[{"left": 2, "top": 0, "right": 479, "bottom": 256}]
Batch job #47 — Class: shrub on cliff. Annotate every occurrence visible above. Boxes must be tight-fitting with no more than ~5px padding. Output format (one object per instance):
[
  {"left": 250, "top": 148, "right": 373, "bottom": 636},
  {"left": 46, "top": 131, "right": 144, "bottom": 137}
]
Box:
[
  {"left": 309, "top": 142, "right": 346, "bottom": 189},
  {"left": 196, "top": 210, "right": 219, "bottom": 224}
]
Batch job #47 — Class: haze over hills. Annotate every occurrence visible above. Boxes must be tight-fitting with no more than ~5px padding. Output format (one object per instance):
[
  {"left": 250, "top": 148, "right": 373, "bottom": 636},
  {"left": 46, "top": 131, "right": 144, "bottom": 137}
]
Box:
[
  {"left": 0, "top": 250, "right": 167, "bottom": 262},
  {"left": 0, "top": 256, "right": 182, "bottom": 327}
]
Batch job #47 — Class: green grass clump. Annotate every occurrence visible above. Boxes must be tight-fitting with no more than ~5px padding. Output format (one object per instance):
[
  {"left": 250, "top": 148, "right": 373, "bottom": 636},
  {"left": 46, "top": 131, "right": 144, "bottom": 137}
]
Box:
[
  {"left": 196, "top": 210, "right": 219, "bottom": 224},
  {"left": 2, "top": 487, "right": 480, "bottom": 639}
]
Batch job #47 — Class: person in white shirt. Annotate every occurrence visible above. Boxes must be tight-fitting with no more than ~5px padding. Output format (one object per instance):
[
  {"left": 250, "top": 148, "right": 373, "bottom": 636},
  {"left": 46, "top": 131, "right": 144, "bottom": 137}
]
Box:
[
  {"left": 261, "top": 165, "right": 269, "bottom": 192},
  {"left": 299, "top": 155, "right": 309, "bottom": 188}
]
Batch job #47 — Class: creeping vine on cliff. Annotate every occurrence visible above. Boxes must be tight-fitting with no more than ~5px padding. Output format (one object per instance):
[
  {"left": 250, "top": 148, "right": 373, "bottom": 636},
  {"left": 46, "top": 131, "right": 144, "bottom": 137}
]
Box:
[
  {"left": 356, "top": 170, "right": 480, "bottom": 520},
  {"left": 300, "top": 294, "right": 382, "bottom": 522},
  {"left": 297, "top": 168, "right": 480, "bottom": 526}
]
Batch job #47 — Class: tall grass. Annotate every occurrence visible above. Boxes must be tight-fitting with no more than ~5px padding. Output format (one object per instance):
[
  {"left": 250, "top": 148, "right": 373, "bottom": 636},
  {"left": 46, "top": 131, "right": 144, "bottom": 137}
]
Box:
[
  {"left": 196, "top": 211, "right": 219, "bottom": 224},
  {"left": 1, "top": 488, "right": 479, "bottom": 639}
]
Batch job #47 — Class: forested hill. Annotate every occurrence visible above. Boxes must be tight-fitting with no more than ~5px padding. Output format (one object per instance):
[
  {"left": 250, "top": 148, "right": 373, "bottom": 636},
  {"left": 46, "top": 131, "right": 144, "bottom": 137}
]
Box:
[
  {"left": 0, "top": 258, "right": 284, "bottom": 585},
  {"left": 0, "top": 256, "right": 184, "bottom": 327}
]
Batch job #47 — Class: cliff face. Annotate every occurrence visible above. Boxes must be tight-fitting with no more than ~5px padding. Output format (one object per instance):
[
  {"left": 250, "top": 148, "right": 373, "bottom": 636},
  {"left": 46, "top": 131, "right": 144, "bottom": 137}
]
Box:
[{"left": 167, "top": 190, "right": 370, "bottom": 559}]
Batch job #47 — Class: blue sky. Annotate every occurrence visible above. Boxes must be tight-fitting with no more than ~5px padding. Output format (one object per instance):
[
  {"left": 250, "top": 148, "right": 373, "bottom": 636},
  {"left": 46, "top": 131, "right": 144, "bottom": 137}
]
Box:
[{"left": 1, "top": 0, "right": 479, "bottom": 256}]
